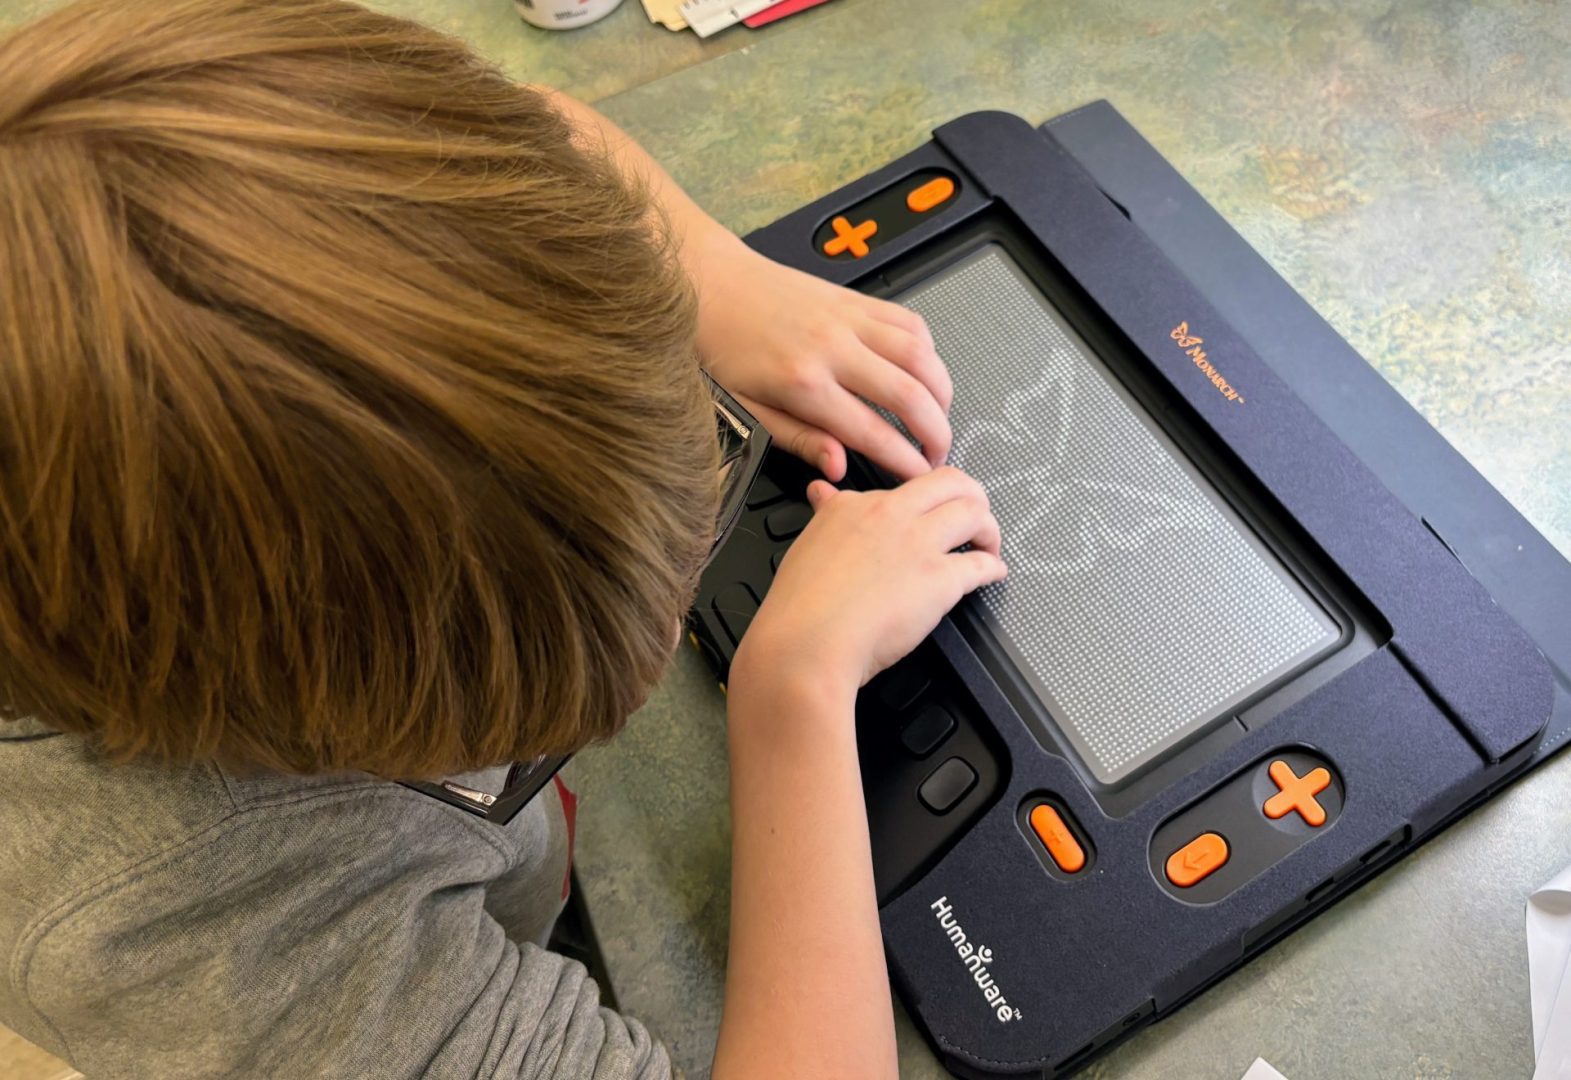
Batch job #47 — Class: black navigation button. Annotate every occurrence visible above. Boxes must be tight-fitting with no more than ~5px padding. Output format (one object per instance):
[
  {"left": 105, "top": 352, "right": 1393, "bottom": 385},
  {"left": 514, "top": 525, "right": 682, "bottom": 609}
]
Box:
[
  {"left": 877, "top": 664, "right": 931, "bottom": 712},
  {"left": 900, "top": 703, "right": 957, "bottom": 758},
  {"left": 918, "top": 757, "right": 976, "bottom": 813},
  {"left": 764, "top": 503, "right": 812, "bottom": 541},
  {"left": 744, "top": 471, "right": 786, "bottom": 509}
]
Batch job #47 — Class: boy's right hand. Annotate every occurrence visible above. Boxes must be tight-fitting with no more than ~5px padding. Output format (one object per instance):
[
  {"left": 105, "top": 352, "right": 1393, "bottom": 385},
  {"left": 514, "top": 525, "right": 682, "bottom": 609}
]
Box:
[
  {"left": 720, "top": 466, "right": 999, "bottom": 1079},
  {"left": 734, "top": 467, "right": 1006, "bottom": 698}
]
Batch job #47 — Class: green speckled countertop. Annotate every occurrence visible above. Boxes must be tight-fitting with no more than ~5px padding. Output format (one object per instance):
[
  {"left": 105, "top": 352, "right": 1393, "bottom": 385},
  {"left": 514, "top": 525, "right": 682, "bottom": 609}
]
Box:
[{"left": 5, "top": 1, "right": 1567, "bottom": 1077}]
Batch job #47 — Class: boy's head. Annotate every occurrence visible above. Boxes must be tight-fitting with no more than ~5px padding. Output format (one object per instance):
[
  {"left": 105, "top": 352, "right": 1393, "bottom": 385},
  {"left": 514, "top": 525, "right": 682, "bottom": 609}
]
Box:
[{"left": 0, "top": 0, "right": 719, "bottom": 777}]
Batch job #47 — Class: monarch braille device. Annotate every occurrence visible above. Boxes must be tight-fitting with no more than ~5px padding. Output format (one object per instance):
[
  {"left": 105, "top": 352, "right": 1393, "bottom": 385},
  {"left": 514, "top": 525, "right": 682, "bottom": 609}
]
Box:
[{"left": 689, "top": 103, "right": 1571, "bottom": 1078}]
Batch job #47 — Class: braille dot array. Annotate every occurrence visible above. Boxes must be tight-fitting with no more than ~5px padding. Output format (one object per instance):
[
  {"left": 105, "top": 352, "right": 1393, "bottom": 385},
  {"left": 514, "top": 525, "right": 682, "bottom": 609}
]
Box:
[{"left": 895, "top": 246, "right": 1339, "bottom": 784}]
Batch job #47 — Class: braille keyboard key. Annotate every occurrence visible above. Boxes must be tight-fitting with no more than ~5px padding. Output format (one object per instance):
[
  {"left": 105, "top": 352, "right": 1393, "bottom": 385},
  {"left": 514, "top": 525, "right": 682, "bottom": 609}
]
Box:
[
  {"left": 744, "top": 471, "right": 786, "bottom": 509},
  {"left": 900, "top": 703, "right": 957, "bottom": 757},
  {"left": 918, "top": 757, "right": 976, "bottom": 814},
  {"left": 764, "top": 503, "right": 812, "bottom": 541},
  {"left": 876, "top": 664, "right": 931, "bottom": 712},
  {"left": 711, "top": 582, "right": 760, "bottom": 645}
]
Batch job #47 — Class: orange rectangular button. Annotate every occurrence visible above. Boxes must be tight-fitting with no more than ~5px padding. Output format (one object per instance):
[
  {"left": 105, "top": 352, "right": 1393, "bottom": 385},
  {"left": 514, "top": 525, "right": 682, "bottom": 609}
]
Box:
[
  {"left": 906, "top": 176, "right": 956, "bottom": 213},
  {"left": 1028, "top": 804, "right": 1085, "bottom": 873},
  {"left": 1165, "top": 832, "right": 1229, "bottom": 887}
]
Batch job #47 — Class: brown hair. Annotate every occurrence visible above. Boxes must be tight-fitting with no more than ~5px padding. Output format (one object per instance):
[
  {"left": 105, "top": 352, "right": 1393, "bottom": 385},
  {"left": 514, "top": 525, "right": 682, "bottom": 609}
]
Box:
[{"left": 0, "top": 0, "right": 718, "bottom": 777}]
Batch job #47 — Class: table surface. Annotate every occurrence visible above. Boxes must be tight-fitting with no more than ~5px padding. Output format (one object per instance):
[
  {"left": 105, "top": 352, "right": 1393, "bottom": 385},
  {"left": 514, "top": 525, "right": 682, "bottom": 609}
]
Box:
[{"left": 7, "top": 1, "right": 1567, "bottom": 1078}]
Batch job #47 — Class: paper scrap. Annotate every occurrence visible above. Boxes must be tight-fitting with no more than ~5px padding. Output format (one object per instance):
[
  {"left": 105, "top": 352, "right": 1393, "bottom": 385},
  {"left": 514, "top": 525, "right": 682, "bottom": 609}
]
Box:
[
  {"left": 744, "top": 0, "right": 833, "bottom": 27},
  {"left": 639, "top": 0, "right": 687, "bottom": 30},
  {"left": 1241, "top": 1060, "right": 1288, "bottom": 1080},
  {"left": 678, "top": 0, "right": 776, "bottom": 37},
  {"left": 1529, "top": 863, "right": 1571, "bottom": 1079}
]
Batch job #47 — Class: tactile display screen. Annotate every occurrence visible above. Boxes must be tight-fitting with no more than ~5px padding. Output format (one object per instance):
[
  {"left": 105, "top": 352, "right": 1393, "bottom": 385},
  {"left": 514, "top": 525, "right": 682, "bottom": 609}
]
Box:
[{"left": 897, "top": 245, "right": 1340, "bottom": 785}]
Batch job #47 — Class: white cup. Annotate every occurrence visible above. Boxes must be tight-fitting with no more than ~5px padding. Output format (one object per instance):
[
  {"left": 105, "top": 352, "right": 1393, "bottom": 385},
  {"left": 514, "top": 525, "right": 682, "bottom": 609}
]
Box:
[{"left": 515, "top": 0, "right": 625, "bottom": 29}]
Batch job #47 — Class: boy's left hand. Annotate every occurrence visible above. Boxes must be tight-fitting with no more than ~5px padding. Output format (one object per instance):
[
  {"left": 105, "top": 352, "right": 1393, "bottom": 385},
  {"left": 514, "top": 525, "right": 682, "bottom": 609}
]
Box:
[{"left": 693, "top": 236, "right": 952, "bottom": 482}]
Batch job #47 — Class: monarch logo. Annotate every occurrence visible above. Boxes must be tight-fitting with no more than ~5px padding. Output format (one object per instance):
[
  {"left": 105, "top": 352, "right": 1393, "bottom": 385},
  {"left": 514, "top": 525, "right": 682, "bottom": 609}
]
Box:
[
  {"left": 1171, "top": 322, "right": 1244, "bottom": 404},
  {"left": 931, "top": 897, "right": 1022, "bottom": 1024}
]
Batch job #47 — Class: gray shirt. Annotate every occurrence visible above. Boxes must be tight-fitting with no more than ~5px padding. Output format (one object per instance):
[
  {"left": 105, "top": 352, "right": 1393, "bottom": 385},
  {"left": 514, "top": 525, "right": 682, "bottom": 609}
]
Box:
[{"left": 0, "top": 717, "right": 672, "bottom": 1078}]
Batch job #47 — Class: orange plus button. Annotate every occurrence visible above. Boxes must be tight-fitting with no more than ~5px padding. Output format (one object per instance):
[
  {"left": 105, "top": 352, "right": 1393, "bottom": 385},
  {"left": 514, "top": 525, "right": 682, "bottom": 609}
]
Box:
[
  {"left": 1028, "top": 804, "right": 1085, "bottom": 874},
  {"left": 823, "top": 215, "right": 878, "bottom": 258},
  {"left": 906, "top": 176, "right": 956, "bottom": 213},
  {"left": 1165, "top": 832, "right": 1229, "bottom": 888},
  {"left": 1263, "top": 759, "right": 1332, "bottom": 827}
]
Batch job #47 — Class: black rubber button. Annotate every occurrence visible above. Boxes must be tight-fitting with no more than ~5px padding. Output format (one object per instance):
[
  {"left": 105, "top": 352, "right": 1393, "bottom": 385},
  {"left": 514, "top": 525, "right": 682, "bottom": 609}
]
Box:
[
  {"left": 900, "top": 703, "right": 957, "bottom": 758},
  {"left": 744, "top": 470, "right": 786, "bottom": 509},
  {"left": 764, "top": 503, "right": 812, "bottom": 541},
  {"left": 918, "top": 757, "right": 976, "bottom": 814},
  {"left": 877, "top": 664, "right": 931, "bottom": 712},
  {"left": 769, "top": 549, "right": 784, "bottom": 575},
  {"left": 711, "top": 582, "right": 760, "bottom": 645}
]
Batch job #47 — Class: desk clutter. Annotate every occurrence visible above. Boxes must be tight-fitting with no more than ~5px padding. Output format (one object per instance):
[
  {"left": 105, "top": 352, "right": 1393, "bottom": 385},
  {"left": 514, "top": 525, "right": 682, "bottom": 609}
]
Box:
[
  {"left": 641, "top": 0, "right": 833, "bottom": 36},
  {"left": 1528, "top": 863, "right": 1571, "bottom": 1080}
]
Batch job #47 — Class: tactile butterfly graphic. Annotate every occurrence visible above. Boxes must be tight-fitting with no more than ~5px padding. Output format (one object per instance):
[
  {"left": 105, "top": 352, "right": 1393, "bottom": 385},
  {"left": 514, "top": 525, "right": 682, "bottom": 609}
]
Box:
[{"left": 897, "top": 246, "right": 1338, "bottom": 783}]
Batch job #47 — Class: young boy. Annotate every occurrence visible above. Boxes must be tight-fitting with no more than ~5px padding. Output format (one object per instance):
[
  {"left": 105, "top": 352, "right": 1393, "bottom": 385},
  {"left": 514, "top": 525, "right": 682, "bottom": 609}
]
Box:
[{"left": 0, "top": 1, "right": 1006, "bottom": 1077}]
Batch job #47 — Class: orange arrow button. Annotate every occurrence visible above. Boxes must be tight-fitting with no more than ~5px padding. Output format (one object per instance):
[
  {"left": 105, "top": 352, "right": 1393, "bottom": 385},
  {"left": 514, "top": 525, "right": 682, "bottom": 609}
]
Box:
[{"left": 1165, "top": 832, "right": 1229, "bottom": 887}]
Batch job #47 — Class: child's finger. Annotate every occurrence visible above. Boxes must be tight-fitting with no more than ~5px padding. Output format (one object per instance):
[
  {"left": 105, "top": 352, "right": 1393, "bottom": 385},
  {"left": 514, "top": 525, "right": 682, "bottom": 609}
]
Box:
[
  {"left": 805, "top": 389, "right": 931, "bottom": 480},
  {"left": 806, "top": 479, "right": 838, "bottom": 510},
  {"left": 892, "top": 465, "right": 990, "bottom": 516},
  {"left": 868, "top": 296, "right": 937, "bottom": 352},
  {"left": 947, "top": 549, "right": 1009, "bottom": 595},
  {"left": 739, "top": 396, "right": 846, "bottom": 481},
  {"left": 923, "top": 497, "right": 1002, "bottom": 557},
  {"left": 837, "top": 344, "right": 952, "bottom": 467},
  {"left": 855, "top": 316, "right": 952, "bottom": 415}
]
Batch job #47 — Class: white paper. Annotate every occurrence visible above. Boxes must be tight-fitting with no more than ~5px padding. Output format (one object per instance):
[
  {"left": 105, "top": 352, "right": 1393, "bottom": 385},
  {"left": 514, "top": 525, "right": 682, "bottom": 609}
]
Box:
[
  {"left": 1240, "top": 1058, "right": 1288, "bottom": 1080},
  {"left": 678, "top": 0, "right": 775, "bottom": 36},
  {"left": 1529, "top": 863, "right": 1571, "bottom": 1079}
]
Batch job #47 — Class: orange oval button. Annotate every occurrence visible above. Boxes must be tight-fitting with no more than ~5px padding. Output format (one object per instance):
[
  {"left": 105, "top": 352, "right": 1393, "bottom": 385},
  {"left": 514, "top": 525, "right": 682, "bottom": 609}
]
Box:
[
  {"left": 906, "top": 176, "right": 956, "bottom": 213},
  {"left": 1028, "top": 804, "right": 1086, "bottom": 873},
  {"left": 1165, "top": 832, "right": 1229, "bottom": 887}
]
